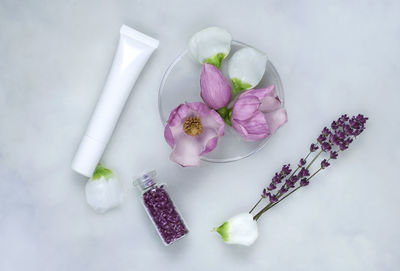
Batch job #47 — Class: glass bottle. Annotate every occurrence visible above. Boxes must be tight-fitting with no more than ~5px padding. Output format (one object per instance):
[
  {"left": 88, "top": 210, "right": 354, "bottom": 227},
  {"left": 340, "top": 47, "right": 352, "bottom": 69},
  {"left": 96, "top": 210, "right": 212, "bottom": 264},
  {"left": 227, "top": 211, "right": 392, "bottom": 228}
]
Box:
[{"left": 134, "top": 170, "right": 189, "bottom": 245}]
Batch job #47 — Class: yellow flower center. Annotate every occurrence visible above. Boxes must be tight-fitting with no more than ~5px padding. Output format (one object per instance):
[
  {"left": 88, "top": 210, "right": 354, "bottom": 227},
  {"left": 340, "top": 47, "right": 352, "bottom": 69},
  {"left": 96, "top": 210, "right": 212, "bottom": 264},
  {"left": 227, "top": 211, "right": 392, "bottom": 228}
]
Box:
[{"left": 183, "top": 116, "right": 203, "bottom": 136}]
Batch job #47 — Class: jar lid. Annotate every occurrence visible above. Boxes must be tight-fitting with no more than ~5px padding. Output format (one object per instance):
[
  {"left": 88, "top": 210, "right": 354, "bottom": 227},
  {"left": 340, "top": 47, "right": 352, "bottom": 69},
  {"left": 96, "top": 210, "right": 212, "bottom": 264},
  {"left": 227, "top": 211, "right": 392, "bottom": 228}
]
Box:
[{"left": 134, "top": 170, "right": 157, "bottom": 192}]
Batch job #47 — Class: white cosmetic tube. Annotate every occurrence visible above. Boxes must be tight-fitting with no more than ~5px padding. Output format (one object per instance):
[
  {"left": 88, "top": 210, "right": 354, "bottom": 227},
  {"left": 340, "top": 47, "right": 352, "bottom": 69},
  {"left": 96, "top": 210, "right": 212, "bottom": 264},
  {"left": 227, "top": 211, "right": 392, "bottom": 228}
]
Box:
[{"left": 72, "top": 25, "right": 159, "bottom": 177}]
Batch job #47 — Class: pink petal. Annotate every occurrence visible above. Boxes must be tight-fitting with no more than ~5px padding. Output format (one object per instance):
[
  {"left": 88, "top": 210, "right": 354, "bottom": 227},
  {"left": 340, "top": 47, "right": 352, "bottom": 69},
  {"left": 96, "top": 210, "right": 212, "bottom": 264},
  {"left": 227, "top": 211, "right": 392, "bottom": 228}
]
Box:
[
  {"left": 197, "top": 127, "right": 220, "bottom": 155},
  {"left": 200, "top": 136, "right": 218, "bottom": 155},
  {"left": 200, "top": 64, "right": 232, "bottom": 110},
  {"left": 174, "top": 103, "right": 191, "bottom": 122},
  {"left": 264, "top": 108, "right": 288, "bottom": 135},
  {"left": 170, "top": 127, "right": 220, "bottom": 166},
  {"left": 231, "top": 95, "right": 260, "bottom": 121},
  {"left": 259, "top": 95, "right": 282, "bottom": 112},
  {"left": 164, "top": 105, "right": 184, "bottom": 147},
  {"left": 200, "top": 108, "right": 225, "bottom": 136},
  {"left": 240, "top": 85, "right": 275, "bottom": 100},
  {"left": 258, "top": 86, "right": 281, "bottom": 112},
  {"left": 166, "top": 103, "right": 192, "bottom": 127},
  {"left": 186, "top": 102, "right": 211, "bottom": 117},
  {"left": 232, "top": 112, "right": 269, "bottom": 141},
  {"left": 169, "top": 134, "right": 202, "bottom": 167},
  {"left": 164, "top": 126, "right": 174, "bottom": 148}
]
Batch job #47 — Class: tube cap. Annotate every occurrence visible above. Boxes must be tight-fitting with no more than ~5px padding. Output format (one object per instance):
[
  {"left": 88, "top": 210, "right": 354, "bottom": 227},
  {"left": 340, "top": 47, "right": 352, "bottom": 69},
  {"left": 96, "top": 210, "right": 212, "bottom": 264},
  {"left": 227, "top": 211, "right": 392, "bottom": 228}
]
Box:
[{"left": 71, "top": 135, "right": 107, "bottom": 177}]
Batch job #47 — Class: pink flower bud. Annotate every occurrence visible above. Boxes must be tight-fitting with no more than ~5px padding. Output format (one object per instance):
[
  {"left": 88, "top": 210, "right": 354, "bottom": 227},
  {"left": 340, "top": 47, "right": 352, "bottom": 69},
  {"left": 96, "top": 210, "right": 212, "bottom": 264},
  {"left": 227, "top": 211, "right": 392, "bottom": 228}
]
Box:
[
  {"left": 200, "top": 64, "right": 231, "bottom": 110},
  {"left": 231, "top": 86, "right": 287, "bottom": 141}
]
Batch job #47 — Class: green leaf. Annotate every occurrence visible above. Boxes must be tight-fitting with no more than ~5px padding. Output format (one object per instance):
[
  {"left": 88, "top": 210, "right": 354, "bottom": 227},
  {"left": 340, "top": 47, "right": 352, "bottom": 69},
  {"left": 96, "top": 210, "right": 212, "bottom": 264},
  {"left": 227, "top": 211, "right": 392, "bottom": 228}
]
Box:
[
  {"left": 216, "top": 221, "right": 230, "bottom": 242},
  {"left": 231, "top": 78, "right": 252, "bottom": 95},
  {"left": 91, "top": 164, "right": 113, "bottom": 181},
  {"left": 217, "top": 107, "right": 232, "bottom": 127},
  {"left": 217, "top": 107, "right": 228, "bottom": 118},
  {"left": 204, "top": 53, "right": 226, "bottom": 69}
]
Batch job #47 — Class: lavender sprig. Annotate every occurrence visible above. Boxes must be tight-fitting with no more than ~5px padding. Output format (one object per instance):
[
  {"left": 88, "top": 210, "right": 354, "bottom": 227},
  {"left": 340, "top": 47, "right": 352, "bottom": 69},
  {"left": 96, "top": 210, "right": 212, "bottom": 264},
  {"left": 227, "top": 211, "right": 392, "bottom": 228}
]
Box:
[{"left": 250, "top": 114, "right": 368, "bottom": 221}]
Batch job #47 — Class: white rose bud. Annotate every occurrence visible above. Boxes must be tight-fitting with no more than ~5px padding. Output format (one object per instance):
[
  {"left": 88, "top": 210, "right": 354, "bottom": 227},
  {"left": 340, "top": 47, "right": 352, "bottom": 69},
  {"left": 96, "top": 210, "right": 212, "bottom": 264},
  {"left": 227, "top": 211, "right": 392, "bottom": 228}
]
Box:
[
  {"left": 228, "top": 47, "right": 268, "bottom": 94},
  {"left": 188, "top": 26, "right": 232, "bottom": 69},
  {"left": 214, "top": 213, "right": 259, "bottom": 246},
  {"left": 85, "top": 164, "right": 124, "bottom": 213}
]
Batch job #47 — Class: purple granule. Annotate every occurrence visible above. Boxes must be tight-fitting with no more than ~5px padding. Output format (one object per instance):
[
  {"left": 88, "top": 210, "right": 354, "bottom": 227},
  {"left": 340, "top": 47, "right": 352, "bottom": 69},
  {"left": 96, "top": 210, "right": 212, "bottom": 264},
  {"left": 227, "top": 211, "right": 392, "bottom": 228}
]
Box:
[{"left": 143, "top": 186, "right": 188, "bottom": 244}]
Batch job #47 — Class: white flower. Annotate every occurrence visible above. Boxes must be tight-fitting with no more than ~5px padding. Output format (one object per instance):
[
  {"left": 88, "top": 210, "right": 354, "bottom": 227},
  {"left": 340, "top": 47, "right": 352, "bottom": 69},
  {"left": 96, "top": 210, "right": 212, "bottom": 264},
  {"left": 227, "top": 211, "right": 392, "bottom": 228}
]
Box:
[
  {"left": 228, "top": 47, "right": 268, "bottom": 94},
  {"left": 188, "top": 26, "right": 232, "bottom": 68},
  {"left": 214, "top": 213, "right": 258, "bottom": 246},
  {"left": 85, "top": 164, "right": 124, "bottom": 213}
]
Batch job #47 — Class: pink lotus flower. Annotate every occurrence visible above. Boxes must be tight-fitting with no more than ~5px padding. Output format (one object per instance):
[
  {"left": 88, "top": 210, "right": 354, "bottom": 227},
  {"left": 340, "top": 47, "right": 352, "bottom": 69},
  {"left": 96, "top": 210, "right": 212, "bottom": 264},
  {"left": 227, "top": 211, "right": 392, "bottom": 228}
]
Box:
[
  {"left": 200, "top": 63, "right": 231, "bottom": 110},
  {"left": 231, "top": 85, "right": 287, "bottom": 141},
  {"left": 164, "top": 102, "right": 225, "bottom": 167}
]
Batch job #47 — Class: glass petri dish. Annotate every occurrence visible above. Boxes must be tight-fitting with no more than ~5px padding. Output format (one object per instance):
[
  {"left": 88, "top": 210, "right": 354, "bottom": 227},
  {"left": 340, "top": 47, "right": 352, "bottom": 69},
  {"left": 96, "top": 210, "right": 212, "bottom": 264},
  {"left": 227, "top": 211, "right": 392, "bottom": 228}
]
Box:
[{"left": 158, "top": 41, "right": 284, "bottom": 163}]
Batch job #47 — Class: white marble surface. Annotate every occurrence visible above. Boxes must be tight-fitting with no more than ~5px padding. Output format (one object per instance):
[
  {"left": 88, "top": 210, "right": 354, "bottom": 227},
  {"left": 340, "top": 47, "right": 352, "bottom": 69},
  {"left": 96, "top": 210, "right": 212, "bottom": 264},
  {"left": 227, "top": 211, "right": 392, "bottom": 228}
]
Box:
[{"left": 1, "top": 0, "right": 399, "bottom": 270}]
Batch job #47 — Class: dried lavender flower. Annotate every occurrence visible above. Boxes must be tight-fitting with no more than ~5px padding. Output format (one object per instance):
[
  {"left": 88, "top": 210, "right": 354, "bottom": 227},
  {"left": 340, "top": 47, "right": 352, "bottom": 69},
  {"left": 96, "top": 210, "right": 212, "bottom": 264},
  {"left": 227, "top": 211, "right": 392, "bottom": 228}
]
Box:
[
  {"left": 321, "top": 142, "right": 332, "bottom": 152},
  {"left": 299, "top": 158, "right": 306, "bottom": 167},
  {"left": 250, "top": 113, "right": 368, "bottom": 224},
  {"left": 267, "top": 182, "right": 276, "bottom": 191},
  {"left": 279, "top": 186, "right": 288, "bottom": 194},
  {"left": 261, "top": 188, "right": 268, "bottom": 198},
  {"left": 298, "top": 167, "right": 310, "bottom": 178},
  {"left": 317, "top": 134, "right": 326, "bottom": 143},
  {"left": 310, "top": 143, "right": 319, "bottom": 152},
  {"left": 330, "top": 151, "right": 338, "bottom": 159},
  {"left": 268, "top": 194, "right": 279, "bottom": 203},
  {"left": 321, "top": 159, "right": 330, "bottom": 169},
  {"left": 331, "top": 120, "right": 339, "bottom": 130},
  {"left": 281, "top": 164, "right": 292, "bottom": 175},
  {"left": 300, "top": 178, "right": 309, "bottom": 186}
]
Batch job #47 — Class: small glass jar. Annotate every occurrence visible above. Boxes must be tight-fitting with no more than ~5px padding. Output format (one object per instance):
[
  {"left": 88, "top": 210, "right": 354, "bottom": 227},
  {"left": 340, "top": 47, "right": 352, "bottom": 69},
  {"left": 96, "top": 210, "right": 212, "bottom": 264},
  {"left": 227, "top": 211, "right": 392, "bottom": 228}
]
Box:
[{"left": 133, "top": 170, "right": 189, "bottom": 246}]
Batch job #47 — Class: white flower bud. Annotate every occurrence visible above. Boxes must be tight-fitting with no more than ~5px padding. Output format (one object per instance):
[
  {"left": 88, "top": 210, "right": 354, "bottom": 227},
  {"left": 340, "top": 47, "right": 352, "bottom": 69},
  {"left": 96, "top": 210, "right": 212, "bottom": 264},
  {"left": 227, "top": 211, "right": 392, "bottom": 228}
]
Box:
[
  {"left": 188, "top": 26, "right": 232, "bottom": 68},
  {"left": 215, "top": 213, "right": 258, "bottom": 246},
  {"left": 85, "top": 164, "right": 124, "bottom": 213},
  {"left": 228, "top": 47, "right": 268, "bottom": 94}
]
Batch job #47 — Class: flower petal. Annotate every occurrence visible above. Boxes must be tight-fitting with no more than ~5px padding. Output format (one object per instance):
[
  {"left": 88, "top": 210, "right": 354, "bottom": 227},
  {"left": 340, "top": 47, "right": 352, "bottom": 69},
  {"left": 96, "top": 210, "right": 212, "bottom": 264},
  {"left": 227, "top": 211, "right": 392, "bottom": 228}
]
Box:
[
  {"left": 258, "top": 86, "right": 282, "bottom": 112},
  {"left": 85, "top": 176, "right": 124, "bottom": 213},
  {"left": 164, "top": 125, "right": 174, "bottom": 148},
  {"left": 264, "top": 107, "right": 288, "bottom": 135},
  {"left": 188, "top": 27, "right": 232, "bottom": 66},
  {"left": 170, "top": 134, "right": 202, "bottom": 167},
  {"left": 242, "top": 85, "right": 275, "bottom": 100},
  {"left": 201, "top": 136, "right": 218, "bottom": 155},
  {"left": 259, "top": 96, "right": 282, "bottom": 112},
  {"left": 164, "top": 104, "right": 189, "bottom": 147},
  {"left": 196, "top": 127, "right": 220, "bottom": 155},
  {"left": 200, "top": 108, "right": 225, "bottom": 136},
  {"left": 170, "top": 127, "right": 221, "bottom": 166},
  {"left": 231, "top": 95, "right": 260, "bottom": 121},
  {"left": 232, "top": 112, "right": 269, "bottom": 141},
  {"left": 228, "top": 47, "right": 268, "bottom": 89},
  {"left": 200, "top": 64, "right": 231, "bottom": 109}
]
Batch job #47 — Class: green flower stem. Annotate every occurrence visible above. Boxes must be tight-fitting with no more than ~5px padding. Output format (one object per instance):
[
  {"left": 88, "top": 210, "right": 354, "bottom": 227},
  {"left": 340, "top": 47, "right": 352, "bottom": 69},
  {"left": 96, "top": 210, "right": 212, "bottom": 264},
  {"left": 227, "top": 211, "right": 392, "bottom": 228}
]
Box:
[
  {"left": 249, "top": 198, "right": 263, "bottom": 214},
  {"left": 306, "top": 149, "right": 323, "bottom": 170}
]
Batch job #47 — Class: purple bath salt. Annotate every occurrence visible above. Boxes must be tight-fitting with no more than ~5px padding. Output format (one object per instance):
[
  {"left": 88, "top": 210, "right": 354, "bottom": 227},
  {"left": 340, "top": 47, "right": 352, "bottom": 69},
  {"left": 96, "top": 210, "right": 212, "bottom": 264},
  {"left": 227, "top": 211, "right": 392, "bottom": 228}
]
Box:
[{"left": 134, "top": 170, "right": 189, "bottom": 245}]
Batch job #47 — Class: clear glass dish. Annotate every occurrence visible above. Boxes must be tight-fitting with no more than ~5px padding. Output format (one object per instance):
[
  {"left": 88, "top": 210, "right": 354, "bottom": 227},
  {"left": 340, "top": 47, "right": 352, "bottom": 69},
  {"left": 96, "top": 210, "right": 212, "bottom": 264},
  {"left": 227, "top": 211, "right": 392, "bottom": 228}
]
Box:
[{"left": 158, "top": 41, "right": 284, "bottom": 163}]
